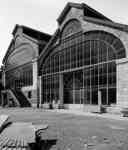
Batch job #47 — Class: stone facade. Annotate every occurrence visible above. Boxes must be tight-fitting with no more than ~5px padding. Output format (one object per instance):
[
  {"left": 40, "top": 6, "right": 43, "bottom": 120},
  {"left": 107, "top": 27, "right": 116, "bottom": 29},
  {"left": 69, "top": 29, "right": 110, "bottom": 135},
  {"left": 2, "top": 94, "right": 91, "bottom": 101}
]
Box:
[
  {"left": 38, "top": 2, "right": 128, "bottom": 110},
  {"left": 117, "top": 58, "right": 128, "bottom": 107},
  {"left": 60, "top": 5, "right": 128, "bottom": 108}
]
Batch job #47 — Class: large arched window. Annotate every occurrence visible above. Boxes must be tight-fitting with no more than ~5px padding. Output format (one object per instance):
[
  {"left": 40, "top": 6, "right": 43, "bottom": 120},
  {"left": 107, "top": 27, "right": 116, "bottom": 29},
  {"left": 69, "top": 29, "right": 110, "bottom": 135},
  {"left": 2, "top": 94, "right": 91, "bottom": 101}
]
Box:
[
  {"left": 41, "top": 30, "right": 125, "bottom": 105},
  {"left": 42, "top": 31, "right": 125, "bottom": 75}
]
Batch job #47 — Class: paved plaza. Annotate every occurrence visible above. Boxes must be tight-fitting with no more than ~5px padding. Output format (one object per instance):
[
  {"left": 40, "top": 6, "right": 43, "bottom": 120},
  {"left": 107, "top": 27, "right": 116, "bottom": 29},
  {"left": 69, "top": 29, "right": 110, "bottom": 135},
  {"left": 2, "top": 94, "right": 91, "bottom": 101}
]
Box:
[{"left": 0, "top": 108, "right": 128, "bottom": 150}]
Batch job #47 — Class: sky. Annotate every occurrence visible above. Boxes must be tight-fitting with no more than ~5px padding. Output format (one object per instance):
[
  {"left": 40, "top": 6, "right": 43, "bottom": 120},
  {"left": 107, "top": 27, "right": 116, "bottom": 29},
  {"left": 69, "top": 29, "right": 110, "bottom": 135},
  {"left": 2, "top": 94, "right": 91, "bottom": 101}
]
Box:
[{"left": 0, "top": 0, "right": 128, "bottom": 66}]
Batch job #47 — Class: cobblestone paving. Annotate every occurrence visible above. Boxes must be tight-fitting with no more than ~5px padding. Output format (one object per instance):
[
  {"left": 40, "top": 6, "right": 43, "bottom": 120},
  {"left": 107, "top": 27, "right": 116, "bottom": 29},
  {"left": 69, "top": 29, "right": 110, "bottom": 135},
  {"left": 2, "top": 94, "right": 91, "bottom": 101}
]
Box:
[{"left": 0, "top": 108, "right": 128, "bottom": 150}]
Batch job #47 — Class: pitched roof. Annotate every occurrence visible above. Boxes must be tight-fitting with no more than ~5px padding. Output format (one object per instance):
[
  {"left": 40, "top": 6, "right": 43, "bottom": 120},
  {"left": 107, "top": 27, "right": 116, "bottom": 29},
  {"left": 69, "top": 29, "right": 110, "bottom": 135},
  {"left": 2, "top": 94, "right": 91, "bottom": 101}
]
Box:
[
  {"left": 39, "top": 2, "right": 128, "bottom": 70},
  {"left": 84, "top": 16, "right": 128, "bottom": 32},
  {"left": 22, "top": 25, "right": 51, "bottom": 42},
  {"left": 13, "top": 24, "right": 51, "bottom": 42},
  {"left": 3, "top": 25, "right": 52, "bottom": 64},
  {"left": 57, "top": 2, "right": 112, "bottom": 24},
  {"left": 39, "top": 29, "right": 60, "bottom": 66}
]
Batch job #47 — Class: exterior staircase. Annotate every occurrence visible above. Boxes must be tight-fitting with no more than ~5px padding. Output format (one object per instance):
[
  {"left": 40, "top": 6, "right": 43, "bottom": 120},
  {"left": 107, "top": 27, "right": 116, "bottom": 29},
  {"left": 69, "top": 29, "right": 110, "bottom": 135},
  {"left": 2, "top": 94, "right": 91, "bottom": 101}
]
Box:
[
  {"left": 11, "top": 89, "right": 31, "bottom": 107},
  {"left": 8, "top": 89, "right": 20, "bottom": 107}
]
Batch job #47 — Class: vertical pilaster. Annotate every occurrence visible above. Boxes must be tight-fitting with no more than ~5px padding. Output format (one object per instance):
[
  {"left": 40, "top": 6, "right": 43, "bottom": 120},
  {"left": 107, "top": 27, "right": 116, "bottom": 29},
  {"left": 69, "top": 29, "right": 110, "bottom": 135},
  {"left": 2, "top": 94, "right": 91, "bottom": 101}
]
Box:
[
  {"left": 98, "top": 90, "right": 102, "bottom": 112},
  {"left": 38, "top": 76, "right": 42, "bottom": 108},
  {"left": 2, "top": 67, "right": 6, "bottom": 89},
  {"left": 59, "top": 73, "right": 64, "bottom": 106},
  {"left": 73, "top": 72, "right": 75, "bottom": 104},
  {"left": 98, "top": 90, "right": 102, "bottom": 106},
  {"left": 32, "top": 58, "right": 38, "bottom": 107},
  {"left": 32, "top": 58, "right": 38, "bottom": 89},
  {"left": 117, "top": 58, "right": 128, "bottom": 107}
]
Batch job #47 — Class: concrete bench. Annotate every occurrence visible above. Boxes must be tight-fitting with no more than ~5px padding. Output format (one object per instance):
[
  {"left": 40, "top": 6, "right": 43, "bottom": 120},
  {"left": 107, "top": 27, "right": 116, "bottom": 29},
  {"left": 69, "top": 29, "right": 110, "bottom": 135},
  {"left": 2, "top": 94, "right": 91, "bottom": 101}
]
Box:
[{"left": 35, "top": 125, "right": 58, "bottom": 150}]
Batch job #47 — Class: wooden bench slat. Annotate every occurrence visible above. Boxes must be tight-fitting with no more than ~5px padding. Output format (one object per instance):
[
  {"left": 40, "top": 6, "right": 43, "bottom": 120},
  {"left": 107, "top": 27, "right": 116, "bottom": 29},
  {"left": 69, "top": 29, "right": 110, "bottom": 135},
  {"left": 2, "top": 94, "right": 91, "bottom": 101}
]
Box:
[
  {"left": 0, "top": 115, "right": 9, "bottom": 129},
  {"left": 0, "top": 137, "right": 9, "bottom": 148},
  {"left": 0, "top": 139, "right": 11, "bottom": 150},
  {"left": 0, "top": 122, "right": 40, "bottom": 150},
  {"left": 0, "top": 136, "right": 7, "bottom": 145},
  {"left": 0, "top": 137, "right": 29, "bottom": 149},
  {"left": 1, "top": 147, "right": 8, "bottom": 150}
]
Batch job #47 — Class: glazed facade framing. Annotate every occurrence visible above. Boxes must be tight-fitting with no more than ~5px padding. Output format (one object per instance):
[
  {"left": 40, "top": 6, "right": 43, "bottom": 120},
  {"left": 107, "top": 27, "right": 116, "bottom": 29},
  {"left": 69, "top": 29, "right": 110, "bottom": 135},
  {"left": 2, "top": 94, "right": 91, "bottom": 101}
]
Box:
[
  {"left": 5, "top": 63, "right": 33, "bottom": 89},
  {"left": 41, "top": 30, "right": 125, "bottom": 105}
]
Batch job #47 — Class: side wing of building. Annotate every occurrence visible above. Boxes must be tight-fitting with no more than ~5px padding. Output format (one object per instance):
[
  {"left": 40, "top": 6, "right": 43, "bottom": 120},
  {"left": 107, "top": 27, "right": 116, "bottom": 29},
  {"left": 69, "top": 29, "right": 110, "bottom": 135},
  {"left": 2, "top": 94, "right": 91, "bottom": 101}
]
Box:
[{"left": 2, "top": 25, "right": 51, "bottom": 107}]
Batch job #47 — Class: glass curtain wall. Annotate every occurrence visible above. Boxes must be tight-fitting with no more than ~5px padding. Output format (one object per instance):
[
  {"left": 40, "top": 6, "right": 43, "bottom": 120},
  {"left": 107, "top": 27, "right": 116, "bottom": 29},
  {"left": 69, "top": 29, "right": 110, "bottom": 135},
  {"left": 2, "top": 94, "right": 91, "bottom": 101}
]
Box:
[
  {"left": 6, "top": 63, "right": 33, "bottom": 89},
  {"left": 41, "top": 31, "right": 125, "bottom": 105}
]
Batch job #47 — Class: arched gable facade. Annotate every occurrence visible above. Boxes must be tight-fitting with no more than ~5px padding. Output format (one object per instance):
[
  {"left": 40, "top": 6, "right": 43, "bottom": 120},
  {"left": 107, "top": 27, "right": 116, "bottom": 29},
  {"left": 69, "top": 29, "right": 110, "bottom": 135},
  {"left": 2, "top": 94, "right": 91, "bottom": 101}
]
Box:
[
  {"left": 6, "top": 43, "right": 36, "bottom": 69},
  {"left": 4, "top": 43, "right": 36, "bottom": 89},
  {"left": 61, "top": 19, "right": 82, "bottom": 38},
  {"left": 40, "top": 19, "right": 126, "bottom": 106}
]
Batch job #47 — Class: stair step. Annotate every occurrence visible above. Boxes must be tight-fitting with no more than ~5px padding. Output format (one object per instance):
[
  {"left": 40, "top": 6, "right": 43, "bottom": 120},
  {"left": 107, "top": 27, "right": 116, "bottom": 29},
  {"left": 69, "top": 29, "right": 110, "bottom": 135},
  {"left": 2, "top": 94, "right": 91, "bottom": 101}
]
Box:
[{"left": 11, "top": 89, "right": 31, "bottom": 107}]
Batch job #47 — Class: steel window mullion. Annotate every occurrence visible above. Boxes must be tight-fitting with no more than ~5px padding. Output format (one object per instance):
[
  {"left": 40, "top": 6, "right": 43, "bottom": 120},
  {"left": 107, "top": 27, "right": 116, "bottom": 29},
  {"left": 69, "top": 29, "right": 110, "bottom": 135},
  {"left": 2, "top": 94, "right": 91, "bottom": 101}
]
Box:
[
  {"left": 49, "top": 57, "right": 51, "bottom": 103},
  {"left": 107, "top": 46, "right": 108, "bottom": 105},
  {"left": 59, "top": 51, "right": 60, "bottom": 72},
  {"left": 73, "top": 72, "right": 75, "bottom": 104},
  {"left": 42, "top": 58, "right": 116, "bottom": 78},
  {"left": 76, "top": 36, "right": 78, "bottom": 68},
  {"left": 51, "top": 75, "right": 52, "bottom": 103},
  {"left": 82, "top": 35, "right": 85, "bottom": 106},
  {"left": 82, "top": 35, "right": 84, "bottom": 67},
  {"left": 98, "top": 40, "right": 99, "bottom": 105},
  {"left": 64, "top": 42, "right": 65, "bottom": 70},
  {"left": 42, "top": 77, "right": 44, "bottom": 104},
  {"left": 90, "top": 41, "right": 92, "bottom": 104},
  {"left": 83, "top": 69, "right": 84, "bottom": 105},
  {"left": 46, "top": 76, "right": 47, "bottom": 103},
  {"left": 70, "top": 41, "right": 71, "bottom": 71},
  {"left": 54, "top": 55, "right": 55, "bottom": 73}
]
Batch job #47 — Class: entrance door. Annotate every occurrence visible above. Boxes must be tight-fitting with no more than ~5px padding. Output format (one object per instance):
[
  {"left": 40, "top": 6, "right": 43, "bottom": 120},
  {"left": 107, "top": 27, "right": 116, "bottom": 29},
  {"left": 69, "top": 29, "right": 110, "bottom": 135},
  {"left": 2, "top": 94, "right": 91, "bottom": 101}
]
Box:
[
  {"left": 64, "top": 70, "right": 83, "bottom": 104},
  {"left": 64, "top": 72, "right": 73, "bottom": 104}
]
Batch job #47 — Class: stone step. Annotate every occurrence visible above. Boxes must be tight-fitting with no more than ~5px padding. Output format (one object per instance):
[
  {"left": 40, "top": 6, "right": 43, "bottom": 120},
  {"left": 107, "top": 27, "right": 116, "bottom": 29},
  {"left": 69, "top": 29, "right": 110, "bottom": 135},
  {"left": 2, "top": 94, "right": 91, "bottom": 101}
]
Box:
[{"left": 106, "top": 106, "right": 122, "bottom": 114}]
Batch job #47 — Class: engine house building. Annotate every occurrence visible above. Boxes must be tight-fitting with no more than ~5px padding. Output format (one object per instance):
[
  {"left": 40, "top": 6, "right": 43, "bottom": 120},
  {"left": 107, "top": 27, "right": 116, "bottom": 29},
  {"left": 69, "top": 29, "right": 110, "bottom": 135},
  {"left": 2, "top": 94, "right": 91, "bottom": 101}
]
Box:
[
  {"left": 38, "top": 2, "right": 128, "bottom": 110},
  {"left": 2, "top": 2, "right": 128, "bottom": 110},
  {"left": 1, "top": 25, "right": 51, "bottom": 107}
]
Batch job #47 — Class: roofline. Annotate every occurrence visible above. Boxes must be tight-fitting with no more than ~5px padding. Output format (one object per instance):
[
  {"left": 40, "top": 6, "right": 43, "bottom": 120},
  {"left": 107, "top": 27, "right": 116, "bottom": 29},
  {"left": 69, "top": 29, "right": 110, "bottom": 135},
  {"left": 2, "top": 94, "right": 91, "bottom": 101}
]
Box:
[
  {"left": 2, "top": 39, "right": 14, "bottom": 64},
  {"left": 39, "top": 17, "right": 128, "bottom": 69},
  {"left": 57, "top": 2, "right": 83, "bottom": 24},
  {"left": 84, "top": 16, "right": 128, "bottom": 32},
  {"left": 57, "top": 2, "right": 112, "bottom": 24},
  {"left": 12, "top": 24, "right": 19, "bottom": 35},
  {"left": 39, "top": 29, "right": 59, "bottom": 63},
  {"left": 21, "top": 25, "right": 52, "bottom": 38},
  {"left": 12, "top": 24, "right": 52, "bottom": 38},
  {"left": 3, "top": 24, "right": 52, "bottom": 65},
  {"left": 82, "top": 3, "right": 112, "bottom": 21}
]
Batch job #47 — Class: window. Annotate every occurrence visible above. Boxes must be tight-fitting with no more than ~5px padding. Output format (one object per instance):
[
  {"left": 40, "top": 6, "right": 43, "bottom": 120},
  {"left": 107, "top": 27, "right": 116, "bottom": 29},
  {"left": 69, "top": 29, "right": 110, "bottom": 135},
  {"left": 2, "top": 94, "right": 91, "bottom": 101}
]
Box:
[
  {"left": 28, "top": 91, "right": 32, "bottom": 99},
  {"left": 6, "top": 63, "right": 33, "bottom": 89},
  {"left": 41, "top": 31, "right": 125, "bottom": 105}
]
